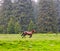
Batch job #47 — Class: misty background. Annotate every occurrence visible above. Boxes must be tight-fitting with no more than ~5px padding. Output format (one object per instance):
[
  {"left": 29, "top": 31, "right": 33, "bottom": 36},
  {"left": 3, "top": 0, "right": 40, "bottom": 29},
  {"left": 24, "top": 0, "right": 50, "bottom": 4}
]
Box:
[{"left": 0, "top": 0, "right": 60, "bottom": 34}]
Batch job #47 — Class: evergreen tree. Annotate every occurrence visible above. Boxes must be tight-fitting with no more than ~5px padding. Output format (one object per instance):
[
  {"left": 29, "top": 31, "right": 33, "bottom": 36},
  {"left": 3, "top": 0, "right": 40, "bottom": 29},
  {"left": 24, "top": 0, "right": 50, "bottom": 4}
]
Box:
[
  {"left": 0, "top": 0, "right": 13, "bottom": 33},
  {"left": 28, "top": 20, "right": 35, "bottom": 31},
  {"left": 14, "top": 21, "right": 21, "bottom": 34},
  {"left": 0, "top": 25, "right": 4, "bottom": 34},
  {"left": 0, "top": 0, "right": 34, "bottom": 32},
  {"left": 37, "top": 0, "right": 58, "bottom": 33},
  {"left": 7, "top": 18, "right": 15, "bottom": 34}
]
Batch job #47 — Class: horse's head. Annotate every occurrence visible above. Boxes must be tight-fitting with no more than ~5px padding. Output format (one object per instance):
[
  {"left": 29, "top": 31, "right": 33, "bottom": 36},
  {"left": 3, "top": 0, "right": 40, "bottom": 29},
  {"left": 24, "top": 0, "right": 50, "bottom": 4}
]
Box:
[{"left": 32, "top": 30, "right": 36, "bottom": 33}]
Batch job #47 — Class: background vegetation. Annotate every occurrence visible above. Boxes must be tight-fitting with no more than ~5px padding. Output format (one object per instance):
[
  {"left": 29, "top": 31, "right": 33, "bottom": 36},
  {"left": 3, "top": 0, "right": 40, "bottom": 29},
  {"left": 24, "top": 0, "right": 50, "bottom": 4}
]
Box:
[{"left": 0, "top": 0, "right": 60, "bottom": 33}]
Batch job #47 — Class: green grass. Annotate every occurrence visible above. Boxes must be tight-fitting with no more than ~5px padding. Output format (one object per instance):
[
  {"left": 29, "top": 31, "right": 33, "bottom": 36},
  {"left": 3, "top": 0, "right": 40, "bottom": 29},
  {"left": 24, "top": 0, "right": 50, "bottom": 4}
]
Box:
[{"left": 0, "top": 33, "right": 60, "bottom": 51}]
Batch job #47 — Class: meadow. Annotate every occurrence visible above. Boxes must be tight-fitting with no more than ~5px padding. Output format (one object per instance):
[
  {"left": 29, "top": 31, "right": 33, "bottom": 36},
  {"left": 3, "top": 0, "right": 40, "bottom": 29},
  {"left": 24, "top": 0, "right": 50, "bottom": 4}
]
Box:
[{"left": 0, "top": 33, "right": 60, "bottom": 51}]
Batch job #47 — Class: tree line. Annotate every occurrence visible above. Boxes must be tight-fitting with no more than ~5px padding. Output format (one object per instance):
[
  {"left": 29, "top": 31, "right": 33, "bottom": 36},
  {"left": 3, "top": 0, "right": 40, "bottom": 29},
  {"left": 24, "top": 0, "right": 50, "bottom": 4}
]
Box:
[{"left": 0, "top": 0, "right": 60, "bottom": 33}]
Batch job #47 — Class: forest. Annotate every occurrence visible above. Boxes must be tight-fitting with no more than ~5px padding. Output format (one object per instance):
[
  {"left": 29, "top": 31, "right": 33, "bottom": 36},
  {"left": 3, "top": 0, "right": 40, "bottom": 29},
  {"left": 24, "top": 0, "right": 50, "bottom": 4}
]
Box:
[{"left": 0, "top": 0, "right": 60, "bottom": 34}]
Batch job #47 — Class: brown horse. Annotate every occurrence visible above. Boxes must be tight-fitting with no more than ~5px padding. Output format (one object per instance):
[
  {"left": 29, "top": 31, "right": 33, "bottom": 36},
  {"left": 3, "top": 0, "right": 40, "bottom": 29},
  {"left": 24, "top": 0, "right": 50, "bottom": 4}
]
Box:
[{"left": 21, "top": 30, "right": 36, "bottom": 38}]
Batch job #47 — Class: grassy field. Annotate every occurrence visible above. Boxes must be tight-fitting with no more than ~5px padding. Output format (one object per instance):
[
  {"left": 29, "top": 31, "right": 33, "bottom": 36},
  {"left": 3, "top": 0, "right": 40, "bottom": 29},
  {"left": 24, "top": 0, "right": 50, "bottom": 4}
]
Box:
[{"left": 0, "top": 33, "right": 60, "bottom": 51}]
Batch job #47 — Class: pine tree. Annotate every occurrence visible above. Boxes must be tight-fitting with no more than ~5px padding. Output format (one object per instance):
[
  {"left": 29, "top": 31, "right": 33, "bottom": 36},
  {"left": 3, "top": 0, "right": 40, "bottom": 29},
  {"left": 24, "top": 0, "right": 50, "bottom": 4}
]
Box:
[
  {"left": 0, "top": 25, "right": 4, "bottom": 33},
  {"left": 14, "top": 21, "right": 21, "bottom": 34},
  {"left": 0, "top": 0, "right": 34, "bottom": 32},
  {"left": 37, "top": 0, "right": 58, "bottom": 33},
  {"left": 0, "top": 0, "right": 12, "bottom": 29},
  {"left": 28, "top": 20, "right": 35, "bottom": 31},
  {"left": 7, "top": 18, "right": 15, "bottom": 34}
]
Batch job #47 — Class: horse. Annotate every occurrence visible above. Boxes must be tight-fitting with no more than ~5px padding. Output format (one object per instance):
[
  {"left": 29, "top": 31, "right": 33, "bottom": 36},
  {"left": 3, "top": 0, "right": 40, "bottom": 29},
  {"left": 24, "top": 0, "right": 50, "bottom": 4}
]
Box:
[{"left": 21, "top": 30, "right": 36, "bottom": 38}]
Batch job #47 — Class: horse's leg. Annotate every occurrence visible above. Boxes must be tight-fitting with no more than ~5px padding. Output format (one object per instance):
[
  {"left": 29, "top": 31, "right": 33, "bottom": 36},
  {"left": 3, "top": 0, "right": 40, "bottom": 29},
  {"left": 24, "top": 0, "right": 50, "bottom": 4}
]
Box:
[
  {"left": 21, "top": 33, "right": 24, "bottom": 38},
  {"left": 22, "top": 34, "right": 26, "bottom": 38},
  {"left": 29, "top": 34, "right": 32, "bottom": 38}
]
